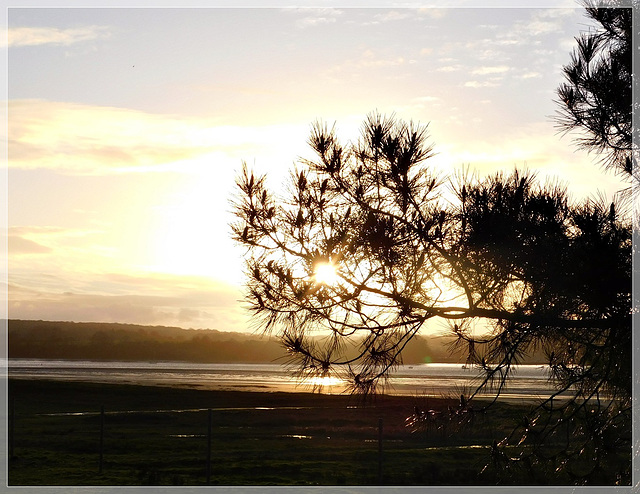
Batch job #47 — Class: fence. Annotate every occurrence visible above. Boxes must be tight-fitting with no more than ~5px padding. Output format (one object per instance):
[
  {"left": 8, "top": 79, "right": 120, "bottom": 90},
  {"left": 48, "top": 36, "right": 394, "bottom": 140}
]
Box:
[{"left": 8, "top": 401, "right": 399, "bottom": 486}]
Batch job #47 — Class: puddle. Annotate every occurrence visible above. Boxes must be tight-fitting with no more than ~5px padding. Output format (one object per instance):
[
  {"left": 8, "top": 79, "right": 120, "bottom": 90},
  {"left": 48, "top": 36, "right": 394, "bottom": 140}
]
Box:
[
  {"left": 423, "top": 445, "right": 490, "bottom": 451},
  {"left": 38, "top": 405, "right": 328, "bottom": 417},
  {"left": 39, "top": 408, "right": 208, "bottom": 417}
]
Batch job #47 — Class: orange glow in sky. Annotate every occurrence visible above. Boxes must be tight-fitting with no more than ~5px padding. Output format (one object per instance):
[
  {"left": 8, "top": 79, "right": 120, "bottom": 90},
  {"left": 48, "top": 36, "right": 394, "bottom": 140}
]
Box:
[{"left": 5, "top": 5, "right": 627, "bottom": 331}]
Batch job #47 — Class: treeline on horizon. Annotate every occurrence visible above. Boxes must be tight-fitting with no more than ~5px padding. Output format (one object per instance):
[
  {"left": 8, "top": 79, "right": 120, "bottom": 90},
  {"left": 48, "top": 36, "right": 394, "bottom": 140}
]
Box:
[{"left": 6, "top": 319, "right": 547, "bottom": 364}]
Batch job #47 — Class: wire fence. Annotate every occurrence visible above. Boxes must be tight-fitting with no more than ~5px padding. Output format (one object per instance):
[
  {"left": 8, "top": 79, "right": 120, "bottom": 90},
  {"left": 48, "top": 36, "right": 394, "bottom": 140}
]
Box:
[{"left": 8, "top": 399, "right": 400, "bottom": 486}]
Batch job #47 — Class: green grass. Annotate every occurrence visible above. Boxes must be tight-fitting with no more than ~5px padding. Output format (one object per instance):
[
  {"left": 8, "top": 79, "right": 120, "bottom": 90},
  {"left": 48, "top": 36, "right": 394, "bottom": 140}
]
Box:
[{"left": 7, "top": 378, "right": 550, "bottom": 486}]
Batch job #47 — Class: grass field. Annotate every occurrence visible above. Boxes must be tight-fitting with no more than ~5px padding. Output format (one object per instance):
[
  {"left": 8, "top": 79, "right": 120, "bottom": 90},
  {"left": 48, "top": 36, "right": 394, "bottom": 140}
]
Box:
[{"left": 7, "top": 378, "right": 561, "bottom": 486}]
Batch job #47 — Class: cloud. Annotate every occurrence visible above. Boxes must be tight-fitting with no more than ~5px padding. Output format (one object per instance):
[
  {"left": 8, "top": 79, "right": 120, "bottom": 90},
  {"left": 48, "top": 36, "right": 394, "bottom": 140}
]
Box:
[
  {"left": 7, "top": 228, "right": 108, "bottom": 275},
  {"left": 8, "top": 226, "right": 105, "bottom": 256},
  {"left": 524, "top": 20, "right": 561, "bottom": 37},
  {"left": 436, "top": 65, "right": 461, "bottom": 72},
  {"left": 6, "top": 25, "right": 111, "bottom": 48},
  {"left": 7, "top": 228, "right": 126, "bottom": 302},
  {"left": 8, "top": 99, "right": 213, "bottom": 173},
  {"left": 416, "top": 8, "right": 447, "bottom": 20},
  {"left": 499, "top": 8, "right": 575, "bottom": 44},
  {"left": 434, "top": 57, "right": 463, "bottom": 72},
  {"left": 518, "top": 72, "right": 543, "bottom": 79},
  {"left": 8, "top": 235, "right": 52, "bottom": 255},
  {"left": 288, "top": 8, "right": 344, "bottom": 29},
  {"left": 464, "top": 80, "right": 500, "bottom": 88},
  {"left": 475, "top": 49, "right": 509, "bottom": 62},
  {"left": 372, "top": 11, "right": 413, "bottom": 23},
  {"left": 357, "top": 50, "right": 406, "bottom": 68},
  {"left": 330, "top": 8, "right": 445, "bottom": 27},
  {"left": 8, "top": 99, "right": 306, "bottom": 175},
  {"left": 8, "top": 272, "right": 251, "bottom": 331},
  {"left": 325, "top": 49, "right": 408, "bottom": 81},
  {"left": 471, "top": 65, "right": 509, "bottom": 75},
  {"left": 494, "top": 38, "right": 521, "bottom": 46},
  {"left": 450, "top": 7, "right": 577, "bottom": 69}
]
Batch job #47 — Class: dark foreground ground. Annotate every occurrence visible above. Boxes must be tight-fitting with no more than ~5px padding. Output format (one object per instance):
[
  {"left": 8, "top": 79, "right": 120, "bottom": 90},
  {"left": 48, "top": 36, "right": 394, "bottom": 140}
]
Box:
[{"left": 7, "top": 378, "right": 557, "bottom": 486}]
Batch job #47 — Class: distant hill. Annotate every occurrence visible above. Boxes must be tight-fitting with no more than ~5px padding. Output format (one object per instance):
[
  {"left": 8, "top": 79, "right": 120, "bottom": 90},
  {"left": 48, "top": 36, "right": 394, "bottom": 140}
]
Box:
[
  {"left": 7, "top": 320, "right": 288, "bottom": 363},
  {"left": 6, "top": 319, "right": 547, "bottom": 364}
]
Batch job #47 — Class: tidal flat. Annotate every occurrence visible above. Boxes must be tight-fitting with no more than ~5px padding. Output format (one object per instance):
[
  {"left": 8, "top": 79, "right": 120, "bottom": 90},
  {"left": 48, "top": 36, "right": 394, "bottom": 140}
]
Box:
[{"left": 8, "top": 378, "right": 553, "bottom": 486}]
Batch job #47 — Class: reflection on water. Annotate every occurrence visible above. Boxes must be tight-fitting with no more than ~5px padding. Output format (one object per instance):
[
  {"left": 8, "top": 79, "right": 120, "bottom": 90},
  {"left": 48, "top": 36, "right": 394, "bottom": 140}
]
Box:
[
  {"left": 306, "top": 375, "right": 344, "bottom": 388},
  {"left": 39, "top": 406, "right": 319, "bottom": 417},
  {"left": 6, "top": 359, "right": 566, "bottom": 401},
  {"left": 423, "top": 445, "right": 490, "bottom": 451}
]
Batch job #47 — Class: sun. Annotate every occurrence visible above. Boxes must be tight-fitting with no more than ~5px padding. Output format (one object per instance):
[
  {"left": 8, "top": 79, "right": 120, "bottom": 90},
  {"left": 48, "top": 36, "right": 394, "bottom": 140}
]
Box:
[{"left": 314, "top": 262, "right": 338, "bottom": 286}]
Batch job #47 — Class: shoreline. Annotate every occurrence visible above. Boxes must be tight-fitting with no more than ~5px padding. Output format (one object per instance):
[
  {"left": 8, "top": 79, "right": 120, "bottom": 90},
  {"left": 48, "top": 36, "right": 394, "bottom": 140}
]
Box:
[
  {"left": 7, "top": 376, "right": 459, "bottom": 408},
  {"left": 6, "top": 358, "right": 556, "bottom": 404},
  {"left": 6, "top": 374, "right": 553, "bottom": 406}
]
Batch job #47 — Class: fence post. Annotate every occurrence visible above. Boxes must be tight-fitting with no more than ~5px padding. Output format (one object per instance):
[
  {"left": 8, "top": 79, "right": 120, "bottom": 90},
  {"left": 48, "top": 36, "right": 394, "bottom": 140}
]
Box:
[
  {"left": 378, "top": 417, "right": 383, "bottom": 484},
  {"left": 9, "top": 393, "right": 14, "bottom": 459},
  {"left": 206, "top": 408, "right": 212, "bottom": 485},
  {"left": 99, "top": 405, "right": 104, "bottom": 474}
]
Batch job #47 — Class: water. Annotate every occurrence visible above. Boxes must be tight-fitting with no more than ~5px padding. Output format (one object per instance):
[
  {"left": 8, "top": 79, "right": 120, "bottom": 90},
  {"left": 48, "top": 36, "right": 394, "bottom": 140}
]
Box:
[{"left": 6, "top": 358, "right": 565, "bottom": 401}]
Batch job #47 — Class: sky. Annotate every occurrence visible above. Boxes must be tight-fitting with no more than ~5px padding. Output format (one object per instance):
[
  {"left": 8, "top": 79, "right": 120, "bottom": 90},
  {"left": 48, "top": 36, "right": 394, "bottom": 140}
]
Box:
[{"left": 4, "top": 3, "right": 628, "bottom": 333}]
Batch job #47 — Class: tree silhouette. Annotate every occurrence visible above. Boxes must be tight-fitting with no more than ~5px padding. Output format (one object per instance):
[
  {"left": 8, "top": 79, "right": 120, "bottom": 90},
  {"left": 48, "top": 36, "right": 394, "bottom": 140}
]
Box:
[
  {"left": 231, "top": 4, "right": 633, "bottom": 484},
  {"left": 555, "top": 1, "right": 637, "bottom": 197},
  {"left": 232, "top": 111, "right": 631, "bottom": 483}
]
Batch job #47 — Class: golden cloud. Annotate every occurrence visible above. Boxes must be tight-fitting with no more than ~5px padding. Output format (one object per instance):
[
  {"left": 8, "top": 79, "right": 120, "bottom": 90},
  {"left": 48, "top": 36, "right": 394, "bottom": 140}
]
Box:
[
  {"left": 8, "top": 100, "right": 216, "bottom": 173},
  {"left": 8, "top": 99, "right": 305, "bottom": 175},
  {"left": 6, "top": 25, "right": 111, "bottom": 48}
]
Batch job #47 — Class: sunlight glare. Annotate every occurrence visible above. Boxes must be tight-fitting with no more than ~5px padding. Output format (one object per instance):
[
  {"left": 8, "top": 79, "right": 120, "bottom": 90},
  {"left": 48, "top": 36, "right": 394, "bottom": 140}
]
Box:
[
  {"left": 146, "top": 155, "right": 242, "bottom": 283},
  {"left": 314, "top": 262, "right": 338, "bottom": 286},
  {"left": 306, "top": 375, "right": 345, "bottom": 388}
]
